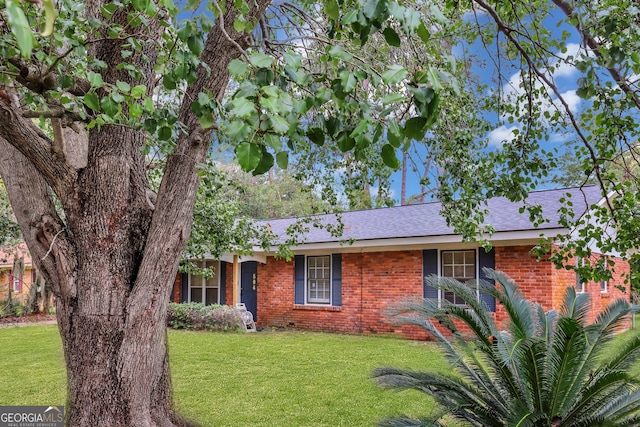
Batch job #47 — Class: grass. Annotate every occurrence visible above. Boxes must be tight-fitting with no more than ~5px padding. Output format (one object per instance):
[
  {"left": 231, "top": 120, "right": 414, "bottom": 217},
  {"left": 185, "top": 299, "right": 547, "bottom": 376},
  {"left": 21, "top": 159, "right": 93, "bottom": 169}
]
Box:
[{"left": 0, "top": 325, "right": 446, "bottom": 426}]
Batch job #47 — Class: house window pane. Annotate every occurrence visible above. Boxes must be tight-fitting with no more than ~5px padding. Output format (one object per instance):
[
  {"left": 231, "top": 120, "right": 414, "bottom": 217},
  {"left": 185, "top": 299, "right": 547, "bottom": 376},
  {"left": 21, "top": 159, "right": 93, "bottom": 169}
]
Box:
[
  {"left": 442, "top": 250, "right": 476, "bottom": 305},
  {"left": 189, "top": 260, "right": 220, "bottom": 305},
  {"left": 307, "top": 255, "right": 331, "bottom": 304},
  {"left": 191, "top": 287, "right": 202, "bottom": 303},
  {"left": 205, "top": 288, "right": 219, "bottom": 305}
]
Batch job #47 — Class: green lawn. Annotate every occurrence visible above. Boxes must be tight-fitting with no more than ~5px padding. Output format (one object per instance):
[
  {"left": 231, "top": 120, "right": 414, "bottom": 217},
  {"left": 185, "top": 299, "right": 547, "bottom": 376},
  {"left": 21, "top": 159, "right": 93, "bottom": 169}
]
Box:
[{"left": 0, "top": 325, "right": 445, "bottom": 426}]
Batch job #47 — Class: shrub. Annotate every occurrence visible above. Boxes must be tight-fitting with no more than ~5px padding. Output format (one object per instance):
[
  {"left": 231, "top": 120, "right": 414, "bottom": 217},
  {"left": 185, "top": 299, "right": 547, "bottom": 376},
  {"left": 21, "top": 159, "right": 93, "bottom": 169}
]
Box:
[
  {"left": 167, "top": 302, "right": 245, "bottom": 332},
  {"left": 375, "top": 269, "right": 640, "bottom": 426}
]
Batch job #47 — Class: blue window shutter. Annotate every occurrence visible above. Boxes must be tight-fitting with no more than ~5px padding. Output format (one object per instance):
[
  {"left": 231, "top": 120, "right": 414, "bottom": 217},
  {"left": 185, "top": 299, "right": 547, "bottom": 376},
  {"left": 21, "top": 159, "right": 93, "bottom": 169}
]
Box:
[
  {"left": 219, "top": 261, "right": 226, "bottom": 305},
  {"left": 332, "top": 253, "right": 342, "bottom": 306},
  {"left": 294, "top": 255, "right": 305, "bottom": 305},
  {"left": 478, "top": 247, "right": 496, "bottom": 312},
  {"left": 180, "top": 272, "right": 189, "bottom": 303},
  {"left": 423, "top": 249, "right": 438, "bottom": 299}
]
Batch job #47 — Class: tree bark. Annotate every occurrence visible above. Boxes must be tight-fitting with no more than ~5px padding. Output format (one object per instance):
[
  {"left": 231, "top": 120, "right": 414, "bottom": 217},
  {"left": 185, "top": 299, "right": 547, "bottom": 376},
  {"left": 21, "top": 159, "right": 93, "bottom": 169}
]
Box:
[{"left": 0, "top": 0, "right": 271, "bottom": 425}]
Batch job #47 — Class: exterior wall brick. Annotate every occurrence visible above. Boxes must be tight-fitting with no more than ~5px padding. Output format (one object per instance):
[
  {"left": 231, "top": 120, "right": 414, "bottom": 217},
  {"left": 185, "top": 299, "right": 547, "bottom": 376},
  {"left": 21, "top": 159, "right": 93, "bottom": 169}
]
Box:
[
  {"left": 257, "top": 251, "right": 429, "bottom": 340},
  {"left": 173, "top": 245, "right": 632, "bottom": 340},
  {"left": 495, "top": 245, "right": 630, "bottom": 327}
]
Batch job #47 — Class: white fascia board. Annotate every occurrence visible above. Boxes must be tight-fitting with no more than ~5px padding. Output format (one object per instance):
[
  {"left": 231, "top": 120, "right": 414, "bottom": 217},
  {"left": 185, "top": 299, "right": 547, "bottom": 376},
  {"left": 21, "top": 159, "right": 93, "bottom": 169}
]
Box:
[
  {"left": 202, "top": 253, "right": 268, "bottom": 264},
  {"left": 249, "top": 228, "right": 570, "bottom": 256}
]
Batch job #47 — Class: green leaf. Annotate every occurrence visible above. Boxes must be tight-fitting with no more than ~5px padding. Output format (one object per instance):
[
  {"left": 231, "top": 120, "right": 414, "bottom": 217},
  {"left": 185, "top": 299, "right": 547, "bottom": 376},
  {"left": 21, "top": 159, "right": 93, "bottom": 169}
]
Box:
[
  {"left": 382, "top": 27, "right": 401, "bottom": 47},
  {"left": 158, "top": 126, "right": 172, "bottom": 141},
  {"left": 227, "top": 121, "right": 251, "bottom": 142},
  {"left": 253, "top": 150, "right": 274, "bottom": 175},
  {"left": 276, "top": 151, "right": 289, "bottom": 169},
  {"left": 381, "top": 65, "right": 408, "bottom": 85},
  {"left": 187, "top": 34, "right": 204, "bottom": 56},
  {"left": 381, "top": 143, "right": 400, "bottom": 169},
  {"left": 231, "top": 97, "right": 256, "bottom": 118},
  {"left": 259, "top": 96, "right": 280, "bottom": 114},
  {"left": 228, "top": 59, "right": 248, "bottom": 76},
  {"left": 337, "top": 132, "right": 355, "bottom": 152},
  {"left": 83, "top": 93, "right": 100, "bottom": 111},
  {"left": 430, "top": 4, "right": 447, "bottom": 24},
  {"left": 177, "top": 22, "right": 192, "bottom": 42},
  {"left": 6, "top": 0, "right": 34, "bottom": 58},
  {"left": 197, "top": 112, "right": 216, "bottom": 129},
  {"left": 111, "top": 91, "right": 125, "bottom": 103},
  {"left": 102, "top": 96, "right": 121, "bottom": 117},
  {"left": 307, "top": 127, "right": 325, "bottom": 146},
  {"left": 129, "top": 103, "right": 143, "bottom": 118},
  {"left": 382, "top": 93, "right": 404, "bottom": 105},
  {"left": 162, "top": 73, "right": 177, "bottom": 90},
  {"left": 363, "top": 0, "right": 387, "bottom": 20},
  {"left": 249, "top": 52, "right": 274, "bottom": 68},
  {"left": 324, "top": 0, "right": 339, "bottom": 20},
  {"left": 116, "top": 81, "right": 131, "bottom": 93},
  {"left": 283, "top": 52, "right": 302, "bottom": 69},
  {"left": 131, "top": 85, "right": 147, "bottom": 99},
  {"left": 328, "top": 45, "right": 353, "bottom": 61},
  {"left": 132, "top": 0, "right": 151, "bottom": 12},
  {"left": 350, "top": 119, "right": 369, "bottom": 138},
  {"left": 416, "top": 21, "right": 430, "bottom": 43},
  {"left": 339, "top": 70, "right": 357, "bottom": 93},
  {"left": 41, "top": 0, "right": 58, "bottom": 37},
  {"left": 87, "top": 71, "right": 104, "bottom": 88},
  {"left": 236, "top": 142, "right": 262, "bottom": 172},
  {"left": 270, "top": 115, "right": 289, "bottom": 135},
  {"left": 404, "top": 116, "right": 427, "bottom": 140},
  {"left": 387, "top": 121, "right": 403, "bottom": 147},
  {"left": 265, "top": 133, "right": 282, "bottom": 151}
]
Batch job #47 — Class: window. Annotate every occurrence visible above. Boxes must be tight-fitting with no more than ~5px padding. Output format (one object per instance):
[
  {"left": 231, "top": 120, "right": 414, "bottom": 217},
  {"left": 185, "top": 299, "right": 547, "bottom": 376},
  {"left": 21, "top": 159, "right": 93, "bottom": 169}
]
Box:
[
  {"left": 600, "top": 256, "right": 609, "bottom": 293},
  {"left": 575, "top": 257, "right": 585, "bottom": 293},
  {"left": 189, "top": 261, "right": 220, "bottom": 305},
  {"left": 10, "top": 270, "right": 21, "bottom": 293},
  {"left": 441, "top": 250, "right": 476, "bottom": 305},
  {"left": 307, "top": 255, "right": 331, "bottom": 304}
]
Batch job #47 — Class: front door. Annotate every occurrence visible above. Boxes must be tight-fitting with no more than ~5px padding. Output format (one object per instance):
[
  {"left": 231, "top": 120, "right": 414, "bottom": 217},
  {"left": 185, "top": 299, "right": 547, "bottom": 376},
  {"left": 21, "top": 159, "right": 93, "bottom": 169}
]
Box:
[{"left": 240, "top": 261, "right": 258, "bottom": 321}]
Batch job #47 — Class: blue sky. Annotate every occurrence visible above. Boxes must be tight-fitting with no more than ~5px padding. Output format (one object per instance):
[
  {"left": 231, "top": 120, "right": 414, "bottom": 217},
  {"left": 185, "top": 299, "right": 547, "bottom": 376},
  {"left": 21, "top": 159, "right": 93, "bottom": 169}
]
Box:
[{"left": 387, "top": 6, "right": 586, "bottom": 203}]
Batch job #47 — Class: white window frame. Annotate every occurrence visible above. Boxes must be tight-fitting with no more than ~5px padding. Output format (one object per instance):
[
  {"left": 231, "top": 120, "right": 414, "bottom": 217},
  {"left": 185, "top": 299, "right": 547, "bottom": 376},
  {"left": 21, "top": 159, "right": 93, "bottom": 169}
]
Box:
[
  {"left": 306, "top": 255, "right": 332, "bottom": 305},
  {"left": 575, "top": 257, "right": 586, "bottom": 293},
  {"left": 12, "top": 272, "right": 20, "bottom": 293},
  {"left": 600, "top": 256, "right": 609, "bottom": 293},
  {"left": 439, "top": 249, "right": 478, "bottom": 306},
  {"left": 188, "top": 260, "right": 220, "bottom": 305}
]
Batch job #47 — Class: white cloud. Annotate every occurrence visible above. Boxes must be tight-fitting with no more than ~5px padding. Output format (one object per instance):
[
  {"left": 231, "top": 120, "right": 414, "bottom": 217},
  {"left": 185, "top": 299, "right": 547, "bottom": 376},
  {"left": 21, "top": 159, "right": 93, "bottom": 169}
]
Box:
[
  {"left": 552, "top": 43, "right": 581, "bottom": 79},
  {"left": 556, "top": 89, "right": 581, "bottom": 113},
  {"left": 487, "top": 125, "right": 520, "bottom": 147}
]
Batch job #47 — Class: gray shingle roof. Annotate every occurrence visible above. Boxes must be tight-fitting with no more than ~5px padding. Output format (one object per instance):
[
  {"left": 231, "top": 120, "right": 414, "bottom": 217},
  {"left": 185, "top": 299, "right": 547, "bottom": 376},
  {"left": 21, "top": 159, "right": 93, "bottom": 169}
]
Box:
[{"left": 260, "top": 186, "right": 603, "bottom": 245}]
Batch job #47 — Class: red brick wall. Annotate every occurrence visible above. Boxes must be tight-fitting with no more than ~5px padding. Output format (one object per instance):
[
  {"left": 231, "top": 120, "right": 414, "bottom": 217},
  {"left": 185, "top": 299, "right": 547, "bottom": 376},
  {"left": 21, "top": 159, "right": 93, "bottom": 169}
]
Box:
[
  {"left": 172, "top": 247, "right": 632, "bottom": 339},
  {"left": 171, "top": 273, "right": 181, "bottom": 303},
  {"left": 257, "top": 251, "right": 429, "bottom": 339},
  {"left": 495, "top": 245, "right": 630, "bottom": 326}
]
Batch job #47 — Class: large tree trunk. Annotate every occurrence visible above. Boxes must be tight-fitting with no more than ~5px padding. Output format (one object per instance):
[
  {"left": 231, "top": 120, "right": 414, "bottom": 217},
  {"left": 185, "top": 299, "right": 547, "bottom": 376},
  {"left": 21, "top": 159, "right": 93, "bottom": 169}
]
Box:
[{"left": 0, "top": 1, "right": 271, "bottom": 425}]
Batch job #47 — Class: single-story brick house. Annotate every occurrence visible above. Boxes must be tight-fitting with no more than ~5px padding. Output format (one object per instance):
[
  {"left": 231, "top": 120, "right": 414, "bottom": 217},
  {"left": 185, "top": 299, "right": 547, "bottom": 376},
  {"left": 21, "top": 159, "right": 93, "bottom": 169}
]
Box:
[
  {"left": 172, "top": 186, "right": 631, "bottom": 339},
  {"left": 0, "top": 243, "right": 35, "bottom": 305}
]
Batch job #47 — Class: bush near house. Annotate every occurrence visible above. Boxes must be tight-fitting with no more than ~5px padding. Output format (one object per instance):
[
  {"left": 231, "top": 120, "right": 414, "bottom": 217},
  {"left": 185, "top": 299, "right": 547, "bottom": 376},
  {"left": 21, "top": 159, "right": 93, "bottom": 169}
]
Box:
[
  {"left": 167, "top": 302, "right": 245, "bottom": 331},
  {"left": 375, "top": 269, "right": 640, "bottom": 427}
]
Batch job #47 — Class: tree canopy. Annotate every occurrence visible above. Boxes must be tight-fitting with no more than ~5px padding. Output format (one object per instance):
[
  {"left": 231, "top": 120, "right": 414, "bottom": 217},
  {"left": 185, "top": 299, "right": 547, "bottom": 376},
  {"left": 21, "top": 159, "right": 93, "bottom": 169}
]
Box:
[{"left": 1, "top": 0, "right": 640, "bottom": 424}]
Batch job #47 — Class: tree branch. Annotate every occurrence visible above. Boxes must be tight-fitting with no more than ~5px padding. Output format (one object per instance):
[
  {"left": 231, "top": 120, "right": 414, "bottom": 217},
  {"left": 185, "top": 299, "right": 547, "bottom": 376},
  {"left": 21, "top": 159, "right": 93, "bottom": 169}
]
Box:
[
  {"left": 552, "top": 0, "right": 640, "bottom": 111},
  {"left": 0, "top": 88, "right": 77, "bottom": 199},
  {"left": 0, "top": 135, "right": 77, "bottom": 300},
  {"left": 472, "top": 0, "right": 617, "bottom": 219}
]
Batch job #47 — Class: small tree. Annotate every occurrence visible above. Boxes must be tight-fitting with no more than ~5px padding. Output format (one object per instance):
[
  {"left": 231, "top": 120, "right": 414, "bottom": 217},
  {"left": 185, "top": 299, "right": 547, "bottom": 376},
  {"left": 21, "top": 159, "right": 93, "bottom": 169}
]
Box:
[{"left": 375, "top": 270, "right": 640, "bottom": 426}]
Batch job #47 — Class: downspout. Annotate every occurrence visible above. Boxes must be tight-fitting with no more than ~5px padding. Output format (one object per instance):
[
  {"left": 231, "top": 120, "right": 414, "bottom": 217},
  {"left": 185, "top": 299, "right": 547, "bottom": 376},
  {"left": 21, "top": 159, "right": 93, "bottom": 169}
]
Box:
[{"left": 359, "top": 248, "right": 364, "bottom": 333}]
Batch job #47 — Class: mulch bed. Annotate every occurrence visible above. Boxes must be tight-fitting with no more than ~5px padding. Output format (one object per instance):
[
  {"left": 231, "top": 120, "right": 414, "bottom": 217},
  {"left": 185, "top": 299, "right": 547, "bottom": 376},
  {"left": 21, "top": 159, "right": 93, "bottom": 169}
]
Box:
[{"left": 0, "top": 313, "right": 57, "bottom": 325}]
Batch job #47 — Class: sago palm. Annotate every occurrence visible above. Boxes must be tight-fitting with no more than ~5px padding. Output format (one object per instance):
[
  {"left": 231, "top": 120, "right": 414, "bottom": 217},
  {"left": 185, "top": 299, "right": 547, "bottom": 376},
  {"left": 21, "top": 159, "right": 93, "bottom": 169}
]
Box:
[{"left": 374, "top": 269, "right": 640, "bottom": 426}]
